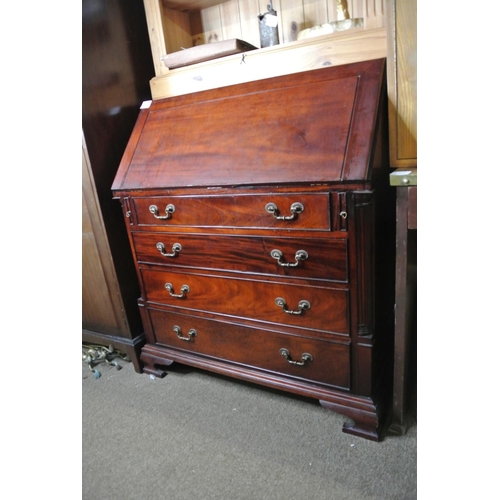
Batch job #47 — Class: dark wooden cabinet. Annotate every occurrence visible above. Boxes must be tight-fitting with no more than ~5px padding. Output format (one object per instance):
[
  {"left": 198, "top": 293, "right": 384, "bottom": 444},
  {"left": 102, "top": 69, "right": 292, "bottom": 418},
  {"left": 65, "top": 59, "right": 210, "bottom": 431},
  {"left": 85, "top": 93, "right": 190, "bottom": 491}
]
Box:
[
  {"left": 82, "top": 0, "right": 155, "bottom": 369},
  {"left": 112, "top": 58, "right": 395, "bottom": 440}
]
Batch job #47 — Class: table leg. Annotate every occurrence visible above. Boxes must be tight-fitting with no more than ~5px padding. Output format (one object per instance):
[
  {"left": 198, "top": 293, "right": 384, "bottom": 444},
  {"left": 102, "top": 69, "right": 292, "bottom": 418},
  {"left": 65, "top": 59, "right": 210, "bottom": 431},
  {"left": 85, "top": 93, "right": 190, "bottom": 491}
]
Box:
[{"left": 389, "top": 186, "right": 411, "bottom": 435}]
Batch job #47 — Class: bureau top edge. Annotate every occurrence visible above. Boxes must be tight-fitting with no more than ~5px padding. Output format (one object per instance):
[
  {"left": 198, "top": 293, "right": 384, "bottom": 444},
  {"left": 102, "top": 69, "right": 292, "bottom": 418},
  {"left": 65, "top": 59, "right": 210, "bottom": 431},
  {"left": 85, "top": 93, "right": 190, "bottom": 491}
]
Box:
[{"left": 112, "top": 181, "right": 375, "bottom": 198}]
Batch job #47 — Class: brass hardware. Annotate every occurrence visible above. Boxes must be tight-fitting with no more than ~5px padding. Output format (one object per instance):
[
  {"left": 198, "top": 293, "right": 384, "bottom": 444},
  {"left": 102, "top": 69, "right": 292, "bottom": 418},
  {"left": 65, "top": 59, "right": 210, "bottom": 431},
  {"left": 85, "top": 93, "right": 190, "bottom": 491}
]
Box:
[
  {"left": 275, "top": 297, "right": 310, "bottom": 315},
  {"left": 270, "top": 249, "right": 308, "bottom": 267},
  {"left": 340, "top": 211, "right": 347, "bottom": 219},
  {"left": 156, "top": 242, "right": 182, "bottom": 257},
  {"left": 265, "top": 202, "right": 304, "bottom": 220},
  {"left": 173, "top": 325, "right": 197, "bottom": 341},
  {"left": 164, "top": 283, "right": 190, "bottom": 298},
  {"left": 279, "top": 348, "right": 313, "bottom": 366},
  {"left": 149, "top": 204, "right": 175, "bottom": 219}
]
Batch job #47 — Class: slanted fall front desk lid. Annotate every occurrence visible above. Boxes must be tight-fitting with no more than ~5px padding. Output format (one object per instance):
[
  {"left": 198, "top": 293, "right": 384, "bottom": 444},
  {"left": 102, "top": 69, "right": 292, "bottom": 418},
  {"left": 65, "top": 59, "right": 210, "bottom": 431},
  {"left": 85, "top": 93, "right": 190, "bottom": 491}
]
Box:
[{"left": 112, "top": 59, "right": 386, "bottom": 192}]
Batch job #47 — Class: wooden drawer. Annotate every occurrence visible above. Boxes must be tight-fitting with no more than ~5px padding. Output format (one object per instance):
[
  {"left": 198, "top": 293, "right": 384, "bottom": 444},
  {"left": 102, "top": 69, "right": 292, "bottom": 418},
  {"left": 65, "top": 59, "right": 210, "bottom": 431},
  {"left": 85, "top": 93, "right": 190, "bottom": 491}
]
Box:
[
  {"left": 132, "top": 232, "right": 348, "bottom": 282},
  {"left": 148, "top": 308, "right": 351, "bottom": 391},
  {"left": 131, "top": 192, "right": 331, "bottom": 230},
  {"left": 141, "top": 268, "right": 349, "bottom": 335}
]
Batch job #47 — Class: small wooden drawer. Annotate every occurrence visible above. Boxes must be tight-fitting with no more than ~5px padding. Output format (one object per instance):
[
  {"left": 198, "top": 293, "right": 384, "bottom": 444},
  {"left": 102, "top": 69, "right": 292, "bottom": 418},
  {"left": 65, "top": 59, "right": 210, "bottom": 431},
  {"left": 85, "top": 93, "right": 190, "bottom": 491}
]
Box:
[
  {"left": 148, "top": 308, "right": 351, "bottom": 390},
  {"left": 141, "top": 269, "right": 349, "bottom": 335},
  {"left": 131, "top": 192, "right": 331, "bottom": 230},
  {"left": 132, "top": 232, "right": 348, "bottom": 282}
]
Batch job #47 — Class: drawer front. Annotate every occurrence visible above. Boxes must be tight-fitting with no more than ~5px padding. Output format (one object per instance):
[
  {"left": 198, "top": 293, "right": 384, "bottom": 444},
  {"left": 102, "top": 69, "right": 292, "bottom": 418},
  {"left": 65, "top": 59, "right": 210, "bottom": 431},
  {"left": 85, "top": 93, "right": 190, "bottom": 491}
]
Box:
[
  {"left": 132, "top": 193, "right": 331, "bottom": 230},
  {"left": 141, "top": 269, "right": 349, "bottom": 335},
  {"left": 133, "top": 232, "right": 348, "bottom": 282},
  {"left": 149, "top": 308, "right": 350, "bottom": 390}
]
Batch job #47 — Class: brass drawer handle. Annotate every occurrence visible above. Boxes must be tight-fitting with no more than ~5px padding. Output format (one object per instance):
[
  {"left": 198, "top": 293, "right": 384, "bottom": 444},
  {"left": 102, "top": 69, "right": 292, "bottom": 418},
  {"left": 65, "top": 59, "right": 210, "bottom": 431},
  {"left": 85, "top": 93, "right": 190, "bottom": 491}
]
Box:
[
  {"left": 149, "top": 204, "right": 175, "bottom": 220},
  {"left": 270, "top": 249, "right": 308, "bottom": 267},
  {"left": 275, "top": 297, "right": 310, "bottom": 315},
  {"left": 279, "top": 348, "right": 313, "bottom": 366},
  {"left": 164, "top": 283, "right": 190, "bottom": 298},
  {"left": 156, "top": 242, "right": 182, "bottom": 257},
  {"left": 173, "top": 325, "right": 197, "bottom": 341},
  {"left": 265, "top": 202, "right": 304, "bottom": 221}
]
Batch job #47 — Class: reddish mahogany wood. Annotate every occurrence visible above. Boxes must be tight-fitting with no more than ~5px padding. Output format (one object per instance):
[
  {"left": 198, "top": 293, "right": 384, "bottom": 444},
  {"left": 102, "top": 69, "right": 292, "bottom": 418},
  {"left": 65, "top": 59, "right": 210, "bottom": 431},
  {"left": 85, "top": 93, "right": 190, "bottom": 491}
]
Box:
[
  {"left": 140, "top": 268, "right": 350, "bottom": 334},
  {"left": 132, "top": 232, "right": 349, "bottom": 282},
  {"left": 149, "top": 308, "right": 351, "bottom": 389},
  {"left": 131, "top": 192, "right": 331, "bottom": 230},
  {"left": 112, "top": 59, "right": 395, "bottom": 441},
  {"left": 111, "top": 59, "right": 386, "bottom": 191},
  {"left": 319, "top": 399, "right": 381, "bottom": 442}
]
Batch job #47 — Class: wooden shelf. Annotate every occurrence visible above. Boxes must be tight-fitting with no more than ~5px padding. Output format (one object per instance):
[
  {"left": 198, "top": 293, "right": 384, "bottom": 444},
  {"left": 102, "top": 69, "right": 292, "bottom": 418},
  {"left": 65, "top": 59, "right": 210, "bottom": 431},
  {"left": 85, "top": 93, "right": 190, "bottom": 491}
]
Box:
[
  {"left": 143, "top": 0, "right": 387, "bottom": 100},
  {"left": 163, "top": 0, "right": 224, "bottom": 11},
  {"left": 150, "top": 27, "right": 386, "bottom": 99}
]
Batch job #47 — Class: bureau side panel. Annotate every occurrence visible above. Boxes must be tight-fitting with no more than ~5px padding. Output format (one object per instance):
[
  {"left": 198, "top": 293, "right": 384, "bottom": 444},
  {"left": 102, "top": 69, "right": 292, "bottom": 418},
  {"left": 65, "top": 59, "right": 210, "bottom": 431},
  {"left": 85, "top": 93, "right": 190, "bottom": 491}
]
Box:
[
  {"left": 347, "top": 191, "right": 375, "bottom": 397},
  {"left": 348, "top": 188, "right": 395, "bottom": 399}
]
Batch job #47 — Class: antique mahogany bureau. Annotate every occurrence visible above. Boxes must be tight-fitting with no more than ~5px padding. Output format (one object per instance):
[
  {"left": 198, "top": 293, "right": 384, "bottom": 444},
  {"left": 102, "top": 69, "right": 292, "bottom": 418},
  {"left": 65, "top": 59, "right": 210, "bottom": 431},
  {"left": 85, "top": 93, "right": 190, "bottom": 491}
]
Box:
[{"left": 112, "top": 58, "right": 395, "bottom": 441}]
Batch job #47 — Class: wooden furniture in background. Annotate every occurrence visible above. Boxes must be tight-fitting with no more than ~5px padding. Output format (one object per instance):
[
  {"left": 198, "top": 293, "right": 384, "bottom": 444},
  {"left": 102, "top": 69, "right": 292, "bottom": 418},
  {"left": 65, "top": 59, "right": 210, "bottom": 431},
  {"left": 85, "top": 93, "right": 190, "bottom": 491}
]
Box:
[
  {"left": 83, "top": 137, "right": 144, "bottom": 372},
  {"left": 82, "top": 0, "right": 156, "bottom": 370},
  {"left": 388, "top": 169, "right": 417, "bottom": 434},
  {"left": 143, "top": 0, "right": 388, "bottom": 100},
  {"left": 386, "top": 0, "right": 417, "bottom": 168},
  {"left": 386, "top": 0, "right": 417, "bottom": 433},
  {"left": 112, "top": 59, "right": 395, "bottom": 441}
]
